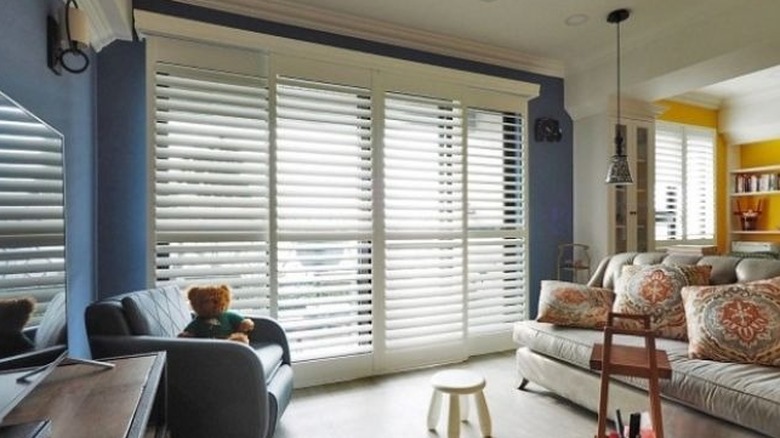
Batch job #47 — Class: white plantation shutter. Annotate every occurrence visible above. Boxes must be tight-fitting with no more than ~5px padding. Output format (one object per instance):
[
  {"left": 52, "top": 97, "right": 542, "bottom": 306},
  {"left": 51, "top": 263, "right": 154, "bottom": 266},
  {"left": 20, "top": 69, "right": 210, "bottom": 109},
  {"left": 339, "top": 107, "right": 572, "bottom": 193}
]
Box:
[
  {"left": 654, "top": 124, "right": 683, "bottom": 242},
  {"left": 0, "top": 94, "right": 65, "bottom": 323},
  {"left": 147, "top": 36, "right": 537, "bottom": 382},
  {"left": 383, "top": 91, "right": 465, "bottom": 363},
  {"left": 685, "top": 128, "right": 715, "bottom": 240},
  {"left": 275, "top": 77, "right": 374, "bottom": 361},
  {"left": 153, "top": 63, "right": 271, "bottom": 312},
  {"left": 654, "top": 122, "right": 714, "bottom": 245},
  {"left": 466, "top": 110, "right": 526, "bottom": 336}
]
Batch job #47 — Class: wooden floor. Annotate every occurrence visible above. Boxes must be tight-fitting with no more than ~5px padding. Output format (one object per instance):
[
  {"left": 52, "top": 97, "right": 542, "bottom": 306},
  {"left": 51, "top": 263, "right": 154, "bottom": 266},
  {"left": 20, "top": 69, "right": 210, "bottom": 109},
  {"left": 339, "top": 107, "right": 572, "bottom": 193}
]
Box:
[{"left": 275, "top": 351, "right": 598, "bottom": 438}]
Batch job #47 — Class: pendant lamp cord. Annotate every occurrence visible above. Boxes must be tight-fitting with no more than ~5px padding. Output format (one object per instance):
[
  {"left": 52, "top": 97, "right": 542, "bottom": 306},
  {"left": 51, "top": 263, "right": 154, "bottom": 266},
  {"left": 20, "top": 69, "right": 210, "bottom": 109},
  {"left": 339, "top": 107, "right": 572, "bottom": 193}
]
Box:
[{"left": 615, "top": 16, "right": 623, "bottom": 156}]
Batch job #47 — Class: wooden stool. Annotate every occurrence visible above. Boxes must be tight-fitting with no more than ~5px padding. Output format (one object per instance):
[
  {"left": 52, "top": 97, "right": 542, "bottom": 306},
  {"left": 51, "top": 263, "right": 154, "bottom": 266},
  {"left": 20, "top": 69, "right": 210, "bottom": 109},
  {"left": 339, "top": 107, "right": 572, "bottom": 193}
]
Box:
[
  {"left": 590, "top": 313, "right": 672, "bottom": 438},
  {"left": 427, "top": 370, "right": 491, "bottom": 438}
]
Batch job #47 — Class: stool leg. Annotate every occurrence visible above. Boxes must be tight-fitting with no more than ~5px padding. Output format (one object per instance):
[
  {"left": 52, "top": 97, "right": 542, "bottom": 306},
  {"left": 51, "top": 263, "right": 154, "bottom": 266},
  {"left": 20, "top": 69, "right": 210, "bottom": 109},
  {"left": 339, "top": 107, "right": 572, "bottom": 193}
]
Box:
[
  {"left": 460, "top": 394, "right": 469, "bottom": 421},
  {"left": 427, "top": 389, "right": 442, "bottom": 430},
  {"left": 475, "top": 390, "right": 492, "bottom": 437},
  {"left": 448, "top": 394, "right": 460, "bottom": 438}
]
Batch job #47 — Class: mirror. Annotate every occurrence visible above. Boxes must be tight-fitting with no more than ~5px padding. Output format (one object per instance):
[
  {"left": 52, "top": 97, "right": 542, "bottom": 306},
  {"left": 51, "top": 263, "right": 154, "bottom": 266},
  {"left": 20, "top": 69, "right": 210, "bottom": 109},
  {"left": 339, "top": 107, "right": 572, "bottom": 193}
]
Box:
[{"left": 0, "top": 89, "right": 67, "bottom": 422}]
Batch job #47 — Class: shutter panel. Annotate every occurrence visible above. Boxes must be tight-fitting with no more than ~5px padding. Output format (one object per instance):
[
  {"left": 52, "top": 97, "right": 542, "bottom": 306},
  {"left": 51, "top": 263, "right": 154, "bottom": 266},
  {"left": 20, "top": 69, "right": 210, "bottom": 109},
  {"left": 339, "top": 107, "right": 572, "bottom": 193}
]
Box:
[
  {"left": 383, "top": 92, "right": 464, "bottom": 361},
  {"left": 276, "top": 77, "right": 373, "bottom": 361},
  {"left": 466, "top": 110, "right": 526, "bottom": 336},
  {"left": 0, "top": 93, "right": 65, "bottom": 323},
  {"left": 153, "top": 63, "right": 270, "bottom": 312},
  {"left": 654, "top": 124, "right": 683, "bottom": 242},
  {"left": 685, "top": 127, "right": 715, "bottom": 240},
  {"left": 654, "top": 123, "right": 714, "bottom": 244}
]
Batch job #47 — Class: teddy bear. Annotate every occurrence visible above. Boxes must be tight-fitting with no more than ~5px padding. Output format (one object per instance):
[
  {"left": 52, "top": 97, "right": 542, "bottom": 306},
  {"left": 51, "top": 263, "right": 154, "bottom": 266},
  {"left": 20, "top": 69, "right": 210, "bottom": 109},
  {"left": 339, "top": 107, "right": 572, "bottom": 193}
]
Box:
[
  {"left": 178, "top": 285, "right": 255, "bottom": 344},
  {"left": 0, "top": 297, "right": 36, "bottom": 358}
]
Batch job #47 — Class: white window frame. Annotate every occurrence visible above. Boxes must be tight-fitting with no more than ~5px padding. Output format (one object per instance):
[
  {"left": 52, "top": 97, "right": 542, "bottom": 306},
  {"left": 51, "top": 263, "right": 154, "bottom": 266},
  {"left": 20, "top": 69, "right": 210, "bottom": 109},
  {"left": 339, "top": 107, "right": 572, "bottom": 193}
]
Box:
[
  {"left": 141, "top": 12, "right": 538, "bottom": 387},
  {"left": 654, "top": 121, "right": 716, "bottom": 248}
]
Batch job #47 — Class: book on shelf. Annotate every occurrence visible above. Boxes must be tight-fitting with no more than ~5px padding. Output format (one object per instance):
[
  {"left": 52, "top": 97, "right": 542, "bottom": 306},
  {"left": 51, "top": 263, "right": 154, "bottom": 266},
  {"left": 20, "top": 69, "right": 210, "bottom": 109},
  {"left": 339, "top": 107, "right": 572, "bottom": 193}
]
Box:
[{"left": 666, "top": 244, "right": 718, "bottom": 256}]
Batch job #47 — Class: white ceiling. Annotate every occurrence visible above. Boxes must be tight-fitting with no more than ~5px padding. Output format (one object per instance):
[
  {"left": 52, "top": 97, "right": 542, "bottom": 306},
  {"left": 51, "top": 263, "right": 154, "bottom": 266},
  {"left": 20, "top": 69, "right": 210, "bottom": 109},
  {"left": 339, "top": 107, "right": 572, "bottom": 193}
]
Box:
[{"left": 173, "top": 0, "right": 780, "bottom": 103}]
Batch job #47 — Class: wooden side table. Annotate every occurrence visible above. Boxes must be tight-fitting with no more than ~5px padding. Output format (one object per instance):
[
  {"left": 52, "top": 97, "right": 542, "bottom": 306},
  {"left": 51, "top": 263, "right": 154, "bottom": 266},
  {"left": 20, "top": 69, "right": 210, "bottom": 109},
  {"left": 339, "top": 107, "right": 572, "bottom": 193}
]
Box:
[
  {"left": 589, "top": 313, "right": 672, "bottom": 438},
  {"left": 1, "top": 353, "right": 167, "bottom": 438}
]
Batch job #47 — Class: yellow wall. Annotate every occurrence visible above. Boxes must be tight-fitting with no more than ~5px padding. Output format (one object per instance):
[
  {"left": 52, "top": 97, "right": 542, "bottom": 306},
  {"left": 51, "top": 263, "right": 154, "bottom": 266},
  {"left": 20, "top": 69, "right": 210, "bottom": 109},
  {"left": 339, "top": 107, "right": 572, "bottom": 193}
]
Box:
[{"left": 655, "top": 100, "right": 728, "bottom": 252}]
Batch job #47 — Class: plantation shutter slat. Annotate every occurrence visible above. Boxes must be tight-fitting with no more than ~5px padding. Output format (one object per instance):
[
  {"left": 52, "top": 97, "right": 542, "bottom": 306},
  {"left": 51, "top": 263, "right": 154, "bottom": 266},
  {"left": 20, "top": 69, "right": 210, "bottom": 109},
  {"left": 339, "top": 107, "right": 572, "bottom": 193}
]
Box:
[
  {"left": 384, "top": 91, "right": 464, "bottom": 358},
  {"left": 0, "top": 93, "right": 65, "bottom": 324},
  {"left": 153, "top": 62, "right": 270, "bottom": 313},
  {"left": 276, "top": 76, "right": 374, "bottom": 361},
  {"left": 467, "top": 110, "right": 527, "bottom": 335}
]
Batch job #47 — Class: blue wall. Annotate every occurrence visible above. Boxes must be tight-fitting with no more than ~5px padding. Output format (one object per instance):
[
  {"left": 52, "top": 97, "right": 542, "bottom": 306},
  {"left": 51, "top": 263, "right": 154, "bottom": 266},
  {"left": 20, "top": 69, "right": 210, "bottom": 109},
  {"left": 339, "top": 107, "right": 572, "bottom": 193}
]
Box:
[
  {"left": 0, "top": 0, "right": 96, "bottom": 357},
  {"left": 96, "top": 41, "right": 148, "bottom": 298},
  {"left": 100, "top": 1, "right": 573, "bottom": 317}
]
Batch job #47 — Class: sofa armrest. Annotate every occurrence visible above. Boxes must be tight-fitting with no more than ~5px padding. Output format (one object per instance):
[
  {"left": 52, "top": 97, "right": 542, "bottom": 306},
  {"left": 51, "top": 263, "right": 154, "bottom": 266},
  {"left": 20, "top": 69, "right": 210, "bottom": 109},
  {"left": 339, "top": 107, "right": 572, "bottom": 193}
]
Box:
[
  {"left": 587, "top": 256, "right": 611, "bottom": 288},
  {"left": 89, "top": 336, "right": 269, "bottom": 438},
  {"left": 248, "top": 316, "right": 291, "bottom": 365}
]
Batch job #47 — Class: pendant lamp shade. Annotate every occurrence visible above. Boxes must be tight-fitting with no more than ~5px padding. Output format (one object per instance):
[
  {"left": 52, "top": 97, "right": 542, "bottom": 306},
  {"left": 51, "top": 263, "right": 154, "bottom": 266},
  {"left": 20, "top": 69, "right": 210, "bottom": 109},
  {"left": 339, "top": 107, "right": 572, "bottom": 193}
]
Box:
[
  {"left": 605, "top": 154, "right": 632, "bottom": 185},
  {"left": 604, "top": 8, "right": 633, "bottom": 185}
]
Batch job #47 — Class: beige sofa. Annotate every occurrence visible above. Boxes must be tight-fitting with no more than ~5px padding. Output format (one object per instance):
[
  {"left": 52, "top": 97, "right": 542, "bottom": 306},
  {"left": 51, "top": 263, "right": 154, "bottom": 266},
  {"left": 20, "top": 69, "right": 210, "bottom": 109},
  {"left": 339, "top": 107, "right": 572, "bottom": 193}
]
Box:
[{"left": 513, "top": 252, "right": 780, "bottom": 438}]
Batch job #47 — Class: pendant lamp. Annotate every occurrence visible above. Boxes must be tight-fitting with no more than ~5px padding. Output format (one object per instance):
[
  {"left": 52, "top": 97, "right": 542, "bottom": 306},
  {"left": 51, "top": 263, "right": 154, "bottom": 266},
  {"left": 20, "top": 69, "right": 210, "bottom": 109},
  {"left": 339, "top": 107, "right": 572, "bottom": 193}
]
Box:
[{"left": 604, "top": 8, "right": 633, "bottom": 185}]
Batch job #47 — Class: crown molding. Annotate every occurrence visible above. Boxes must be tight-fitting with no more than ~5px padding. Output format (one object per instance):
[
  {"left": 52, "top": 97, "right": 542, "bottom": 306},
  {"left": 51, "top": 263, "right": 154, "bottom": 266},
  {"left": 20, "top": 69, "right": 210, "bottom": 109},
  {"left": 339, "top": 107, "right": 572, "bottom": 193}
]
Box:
[
  {"left": 77, "top": 0, "right": 133, "bottom": 51},
  {"left": 668, "top": 92, "right": 723, "bottom": 110},
  {"left": 170, "top": 0, "right": 564, "bottom": 77}
]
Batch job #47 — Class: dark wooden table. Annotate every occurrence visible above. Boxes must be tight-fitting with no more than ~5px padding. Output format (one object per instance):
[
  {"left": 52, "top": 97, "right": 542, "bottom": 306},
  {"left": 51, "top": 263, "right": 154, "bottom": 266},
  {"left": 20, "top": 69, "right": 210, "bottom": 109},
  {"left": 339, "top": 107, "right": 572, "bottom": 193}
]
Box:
[{"left": 1, "top": 353, "right": 166, "bottom": 438}]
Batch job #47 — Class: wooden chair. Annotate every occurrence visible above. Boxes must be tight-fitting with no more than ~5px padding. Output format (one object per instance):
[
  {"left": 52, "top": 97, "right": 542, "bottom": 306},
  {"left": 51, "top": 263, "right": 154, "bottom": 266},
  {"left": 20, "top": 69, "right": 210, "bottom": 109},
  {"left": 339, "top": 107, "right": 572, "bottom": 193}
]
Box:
[{"left": 589, "top": 313, "right": 672, "bottom": 438}]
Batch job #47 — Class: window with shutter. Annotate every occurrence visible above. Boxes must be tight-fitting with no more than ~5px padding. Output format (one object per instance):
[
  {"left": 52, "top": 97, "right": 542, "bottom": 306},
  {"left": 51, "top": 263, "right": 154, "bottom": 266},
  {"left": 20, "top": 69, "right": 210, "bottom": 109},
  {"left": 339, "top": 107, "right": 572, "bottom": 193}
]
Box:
[
  {"left": 654, "top": 122, "right": 714, "bottom": 246},
  {"left": 0, "top": 92, "right": 65, "bottom": 324},
  {"left": 153, "top": 63, "right": 271, "bottom": 312},
  {"left": 275, "top": 77, "right": 374, "bottom": 361},
  {"left": 147, "top": 34, "right": 537, "bottom": 383},
  {"left": 382, "top": 91, "right": 465, "bottom": 365},
  {"left": 466, "top": 110, "right": 526, "bottom": 338}
]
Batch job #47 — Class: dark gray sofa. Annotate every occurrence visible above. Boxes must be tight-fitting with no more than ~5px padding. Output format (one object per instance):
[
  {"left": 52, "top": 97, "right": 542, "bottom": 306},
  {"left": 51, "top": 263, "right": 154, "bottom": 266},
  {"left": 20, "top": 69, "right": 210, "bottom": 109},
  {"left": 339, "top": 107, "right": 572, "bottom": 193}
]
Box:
[
  {"left": 514, "top": 252, "right": 780, "bottom": 438},
  {"left": 85, "top": 286, "right": 293, "bottom": 438}
]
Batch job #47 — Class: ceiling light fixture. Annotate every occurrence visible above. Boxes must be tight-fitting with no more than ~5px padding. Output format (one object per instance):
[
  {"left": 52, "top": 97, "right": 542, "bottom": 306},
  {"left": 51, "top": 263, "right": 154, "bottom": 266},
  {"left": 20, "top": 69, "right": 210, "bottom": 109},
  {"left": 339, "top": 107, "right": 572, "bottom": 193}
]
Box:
[
  {"left": 565, "top": 14, "right": 589, "bottom": 26},
  {"left": 604, "top": 8, "right": 632, "bottom": 185}
]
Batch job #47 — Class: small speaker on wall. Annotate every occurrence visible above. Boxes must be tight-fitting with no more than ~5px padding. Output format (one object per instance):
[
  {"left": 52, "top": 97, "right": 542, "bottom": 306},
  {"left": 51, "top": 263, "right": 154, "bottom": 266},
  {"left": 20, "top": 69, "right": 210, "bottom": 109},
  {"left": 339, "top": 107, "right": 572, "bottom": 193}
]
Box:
[{"left": 534, "top": 117, "right": 563, "bottom": 143}]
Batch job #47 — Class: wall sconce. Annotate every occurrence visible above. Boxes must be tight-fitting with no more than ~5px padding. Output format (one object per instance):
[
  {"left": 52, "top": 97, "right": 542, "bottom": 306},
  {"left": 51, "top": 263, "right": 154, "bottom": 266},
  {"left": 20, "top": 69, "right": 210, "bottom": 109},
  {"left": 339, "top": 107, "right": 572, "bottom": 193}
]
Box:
[{"left": 47, "top": 0, "right": 90, "bottom": 75}]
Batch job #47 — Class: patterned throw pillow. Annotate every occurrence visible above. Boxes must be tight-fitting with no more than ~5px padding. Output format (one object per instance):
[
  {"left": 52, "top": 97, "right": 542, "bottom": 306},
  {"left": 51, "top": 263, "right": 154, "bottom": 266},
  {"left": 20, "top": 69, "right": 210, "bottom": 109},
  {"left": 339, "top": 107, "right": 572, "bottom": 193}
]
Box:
[
  {"left": 613, "top": 264, "right": 711, "bottom": 340},
  {"left": 682, "top": 278, "right": 780, "bottom": 367},
  {"left": 536, "top": 280, "right": 615, "bottom": 329}
]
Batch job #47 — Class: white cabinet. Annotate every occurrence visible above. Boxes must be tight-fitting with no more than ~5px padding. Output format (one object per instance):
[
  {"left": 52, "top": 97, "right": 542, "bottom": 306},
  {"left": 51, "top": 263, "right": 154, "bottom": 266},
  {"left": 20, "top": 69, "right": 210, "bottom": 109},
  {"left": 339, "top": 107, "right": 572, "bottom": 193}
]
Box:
[
  {"left": 611, "top": 120, "right": 654, "bottom": 254},
  {"left": 574, "top": 102, "right": 656, "bottom": 263}
]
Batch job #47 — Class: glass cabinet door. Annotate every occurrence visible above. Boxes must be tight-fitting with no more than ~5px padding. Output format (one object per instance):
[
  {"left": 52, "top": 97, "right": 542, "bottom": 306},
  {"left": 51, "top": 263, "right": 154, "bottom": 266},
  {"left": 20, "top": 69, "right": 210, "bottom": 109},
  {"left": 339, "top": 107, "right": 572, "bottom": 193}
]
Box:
[{"left": 634, "top": 124, "right": 649, "bottom": 252}]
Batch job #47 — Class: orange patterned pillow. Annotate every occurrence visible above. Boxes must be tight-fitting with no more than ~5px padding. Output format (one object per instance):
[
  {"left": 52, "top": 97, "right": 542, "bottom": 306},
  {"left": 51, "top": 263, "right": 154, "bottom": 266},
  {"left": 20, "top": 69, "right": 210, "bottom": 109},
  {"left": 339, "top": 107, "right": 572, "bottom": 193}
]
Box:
[
  {"left": 537, "top": 280, "right": 614, "bottom": 329},
  {"left": 613, "top": 264, "right": 711, "bottom": 340},
  {"left": 682, "top": 278, "right": 780, "bottom": 367}
]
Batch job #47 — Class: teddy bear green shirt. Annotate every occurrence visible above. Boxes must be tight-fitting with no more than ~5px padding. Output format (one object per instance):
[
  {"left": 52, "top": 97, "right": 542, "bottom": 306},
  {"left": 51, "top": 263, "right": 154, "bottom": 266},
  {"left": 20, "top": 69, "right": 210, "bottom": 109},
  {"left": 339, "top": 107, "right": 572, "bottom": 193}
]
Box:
[{"left": 183, "top": 311, "right": 247, "bottom": 339}]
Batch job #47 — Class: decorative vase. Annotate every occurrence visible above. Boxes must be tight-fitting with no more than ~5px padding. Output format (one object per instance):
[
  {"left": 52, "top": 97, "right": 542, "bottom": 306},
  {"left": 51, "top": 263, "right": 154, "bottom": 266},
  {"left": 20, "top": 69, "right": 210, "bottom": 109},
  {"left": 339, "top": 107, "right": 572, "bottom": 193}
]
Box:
[{"left": 740, "top": 215, "right": 758, "bottom": 231}]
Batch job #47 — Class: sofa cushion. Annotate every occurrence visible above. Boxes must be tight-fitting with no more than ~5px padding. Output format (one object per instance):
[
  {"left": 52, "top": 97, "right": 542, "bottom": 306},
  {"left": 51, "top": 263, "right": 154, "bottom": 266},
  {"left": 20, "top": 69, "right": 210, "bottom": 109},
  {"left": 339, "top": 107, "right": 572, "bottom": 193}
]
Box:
[
  {"left": 536, "top": 280, "right": 614, "bottom": 329},
  {"left": 35, "top": 292, "right": 67, "bottom": 349},
  {"left": 614, "top": 264, "right": 711, "bottom": 340},
  {"left": 121, "top": 286, "right": 192, "bottom": 337},
  {"left": 682, "top": 278, "right": 780, "bottom": 367},
  {"left": 514, "top": 321, "right": 780, "bottom": 437}
]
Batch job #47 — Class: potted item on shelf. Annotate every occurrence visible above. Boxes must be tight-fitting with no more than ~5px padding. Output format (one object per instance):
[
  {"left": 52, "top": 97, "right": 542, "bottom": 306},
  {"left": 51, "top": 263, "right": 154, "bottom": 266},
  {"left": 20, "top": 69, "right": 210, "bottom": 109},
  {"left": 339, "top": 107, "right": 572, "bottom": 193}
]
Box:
[{"left": 734, "top": 199, "right": 763, "bottom": 231}]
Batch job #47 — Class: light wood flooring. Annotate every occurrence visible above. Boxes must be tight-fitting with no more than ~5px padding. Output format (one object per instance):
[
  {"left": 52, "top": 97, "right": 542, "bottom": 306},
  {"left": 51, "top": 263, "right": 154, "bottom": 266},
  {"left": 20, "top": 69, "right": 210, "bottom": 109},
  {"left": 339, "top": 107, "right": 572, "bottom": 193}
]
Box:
[{"left": 275, "top": 350, "right": 598, "bottom": 438}]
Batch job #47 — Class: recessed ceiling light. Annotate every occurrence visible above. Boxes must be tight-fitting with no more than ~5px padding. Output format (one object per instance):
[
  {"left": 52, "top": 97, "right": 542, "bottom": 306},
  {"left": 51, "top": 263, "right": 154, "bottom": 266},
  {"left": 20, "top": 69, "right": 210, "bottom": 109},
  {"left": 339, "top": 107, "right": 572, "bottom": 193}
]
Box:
[{"left": 565, "top": 14, "right": 589, "bottom": 26}]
